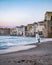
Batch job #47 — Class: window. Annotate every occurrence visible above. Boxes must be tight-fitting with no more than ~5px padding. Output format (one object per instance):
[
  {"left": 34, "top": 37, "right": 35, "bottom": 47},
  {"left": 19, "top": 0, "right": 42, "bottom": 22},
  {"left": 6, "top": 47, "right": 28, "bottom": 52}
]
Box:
[
  {"left": 51, "top": 26, "right": 52, "bottom": 30},
  {"left": 48, "top": 22, "right": 52, "bottom": 26},
  {"left": 51, "top": 16, "right": 52, "bottom": 21}
]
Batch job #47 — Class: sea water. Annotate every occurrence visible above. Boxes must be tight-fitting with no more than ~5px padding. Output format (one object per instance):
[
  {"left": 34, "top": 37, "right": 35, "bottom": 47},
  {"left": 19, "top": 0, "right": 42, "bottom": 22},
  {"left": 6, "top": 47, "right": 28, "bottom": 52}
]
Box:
[
  {"left": 0, "top": 36, "right": 52, "bottom": 54},
  {"left": 0, "top": 36, "right": 36, "bottom": 48}
]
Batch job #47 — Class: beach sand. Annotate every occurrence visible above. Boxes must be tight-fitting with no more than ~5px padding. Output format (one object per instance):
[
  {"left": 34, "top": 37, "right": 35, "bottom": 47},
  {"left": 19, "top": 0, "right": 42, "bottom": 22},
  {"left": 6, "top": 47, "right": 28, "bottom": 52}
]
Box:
[{"left": 0, "top": 41, "right": 52, "bottom": 65}]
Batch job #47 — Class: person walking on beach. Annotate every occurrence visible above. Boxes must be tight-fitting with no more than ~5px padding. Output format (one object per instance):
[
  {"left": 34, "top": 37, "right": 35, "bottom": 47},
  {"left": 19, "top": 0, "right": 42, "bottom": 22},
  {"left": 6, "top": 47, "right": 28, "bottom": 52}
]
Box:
[{"left": 36, "top": 33, "right": 40, "bottom": 43}]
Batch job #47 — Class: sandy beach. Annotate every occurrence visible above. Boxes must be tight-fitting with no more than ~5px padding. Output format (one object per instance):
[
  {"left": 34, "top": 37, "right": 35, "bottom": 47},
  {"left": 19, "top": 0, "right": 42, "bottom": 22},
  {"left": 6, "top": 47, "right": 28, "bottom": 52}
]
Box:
[{"left": 0, "top": 41, "right": 52, "bottom": 65}]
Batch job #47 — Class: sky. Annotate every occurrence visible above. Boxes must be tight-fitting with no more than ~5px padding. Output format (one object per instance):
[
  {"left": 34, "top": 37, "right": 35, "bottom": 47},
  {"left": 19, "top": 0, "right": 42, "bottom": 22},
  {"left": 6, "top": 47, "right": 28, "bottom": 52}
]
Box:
[{"left": 0, "top": 0, "right": 52, "bottom": 27}]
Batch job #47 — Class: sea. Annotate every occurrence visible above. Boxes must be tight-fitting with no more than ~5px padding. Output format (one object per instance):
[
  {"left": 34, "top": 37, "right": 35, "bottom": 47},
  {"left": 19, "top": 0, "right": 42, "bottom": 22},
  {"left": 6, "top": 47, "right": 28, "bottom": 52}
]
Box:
[{"left": 0, "top": 36, "right": 52, "bottom": 54}]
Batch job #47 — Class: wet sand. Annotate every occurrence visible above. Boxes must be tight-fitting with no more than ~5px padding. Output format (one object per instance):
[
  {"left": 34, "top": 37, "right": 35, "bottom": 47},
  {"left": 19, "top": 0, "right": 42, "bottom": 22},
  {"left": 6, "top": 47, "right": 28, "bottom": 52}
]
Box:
[{"left": 0, "top": 41, "right": 52, "bottom": 65}]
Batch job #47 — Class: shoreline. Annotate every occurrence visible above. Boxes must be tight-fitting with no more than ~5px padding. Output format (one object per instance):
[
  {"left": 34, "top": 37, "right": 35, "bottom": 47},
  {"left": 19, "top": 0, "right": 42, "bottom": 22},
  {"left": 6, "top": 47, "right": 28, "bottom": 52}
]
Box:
[
  {"left": 0, "top": 41, "right": 51, "bottom": 55},
  {"left": 0, "top": 41, "right": 52, "bottom": 55},
  {"left": 0, "top": 45, "right": 36, "bottom": 55},
  {"left": 0, "top": 41, "right": 52, "bottom": 65},
  {"left": 0, "top": 40, "right": 52, "bottom": 55}
]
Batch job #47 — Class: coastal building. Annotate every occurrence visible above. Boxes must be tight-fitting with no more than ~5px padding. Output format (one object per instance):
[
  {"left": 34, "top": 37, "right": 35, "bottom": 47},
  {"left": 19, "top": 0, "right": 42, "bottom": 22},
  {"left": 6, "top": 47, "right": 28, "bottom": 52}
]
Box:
[
  {"left": 26, "top": 23, "right": 38, "bottom": 37},
  {"left": 0, "top": 28, "right": 10, "bottom": 35},
  {"left": 43, "top": 11, "right": 52, "bottom": 37},
  {"left": 27, "top": 24, "right": 33, "bottom": 36},
  {"left": 45, "top": 12, "right": 52, "bottom": 21},
  {"left": 15, "top": 25, "right": 26, "bottom": 36},
  {"left": 22, "top": 26, "right": 27, "bottom": 36},
  {"left": 10, "top": 28, "right": 16, "bottom": 35},
  {"left": 32, "top": 22, "right": 38, "bottom": 36},
  {"left": 36, "top": 21, "right": 44, "bottom": 37},
  {"left": 15, "top": 26, "right": 23, "bottom": 36}
]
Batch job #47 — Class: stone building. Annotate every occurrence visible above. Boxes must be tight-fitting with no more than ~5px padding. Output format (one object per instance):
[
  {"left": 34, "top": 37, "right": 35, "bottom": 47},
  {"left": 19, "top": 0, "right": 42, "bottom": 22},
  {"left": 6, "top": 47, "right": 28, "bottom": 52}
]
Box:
[
  {"left": 0, "top": 28, "right": 10, "bottom": 35},
  {"left": 43, "top": 11, "right": 52, "bottom": 37},
  {"left": 23, "top": 26, "right": 27, "bottom": 36},
  {"left": 27, "top": 24, "right": 32, "bottom": 36},
  {"left": 32, "top": 22, "right": 38, "bottom": 36}
]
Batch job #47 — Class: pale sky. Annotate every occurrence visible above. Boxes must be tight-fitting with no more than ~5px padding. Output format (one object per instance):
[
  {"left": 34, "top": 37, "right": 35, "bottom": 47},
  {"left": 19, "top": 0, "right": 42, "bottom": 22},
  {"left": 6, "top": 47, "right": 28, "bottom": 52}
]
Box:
[{"left": 0, "top": 0, "right": 52, "bottom": 26}]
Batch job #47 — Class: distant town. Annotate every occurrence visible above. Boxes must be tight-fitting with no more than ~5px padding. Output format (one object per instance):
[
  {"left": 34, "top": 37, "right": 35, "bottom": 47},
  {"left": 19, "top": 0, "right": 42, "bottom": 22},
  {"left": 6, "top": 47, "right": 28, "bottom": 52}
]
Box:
[{"left": 0, "top": 11, "right": 52, "bottom": 38}]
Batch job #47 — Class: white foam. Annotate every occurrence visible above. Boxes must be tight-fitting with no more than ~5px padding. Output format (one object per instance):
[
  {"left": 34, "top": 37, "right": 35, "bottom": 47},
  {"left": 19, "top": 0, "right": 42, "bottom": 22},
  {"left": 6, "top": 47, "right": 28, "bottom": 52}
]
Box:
[{"left": 0, "top": 45, "right": 36, "bottom": 54}]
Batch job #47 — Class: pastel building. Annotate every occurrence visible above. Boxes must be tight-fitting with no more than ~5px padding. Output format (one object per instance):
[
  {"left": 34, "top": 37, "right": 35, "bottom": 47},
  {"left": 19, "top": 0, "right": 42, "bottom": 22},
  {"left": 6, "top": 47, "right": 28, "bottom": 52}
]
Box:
[
  {"left": 27, "top": 24, "right": 32, "bottom": 36},
  {"left": 32, "top": 22, "right": 38, "bottom": 36},
  {"left": 10, "top": 28, "right": 16, "bottom": 35},
  {"left": 43, "top": 11, "right": 52, "bottom": 37},
  {"left": 15, "top": 25, "right": 26, "bottom": 36},
  {"left": 45, "top": 12, "right": 52, "bottom": 21},
  {"left": 26, "top": 23, "right": 38, "bottom": 36},
  {"left": 36, "top": 21, "right": 44, "bottom": 36}
]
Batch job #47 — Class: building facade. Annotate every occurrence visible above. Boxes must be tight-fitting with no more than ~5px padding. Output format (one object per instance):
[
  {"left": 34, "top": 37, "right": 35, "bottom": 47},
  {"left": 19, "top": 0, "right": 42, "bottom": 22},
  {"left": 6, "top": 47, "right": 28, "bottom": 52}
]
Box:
[
  {"left": 36, "top": 21, "right": 44, "bottom": 37},
  {"left": 10, "top": 28, "right": 16, "bottom": 35},
  {"left": 0, "top": 28, "right": 10, "bottom": 35},
  {"left": 27, "top": 24, "right": 33, "bottom": 36},
  {"left": 15, "top": 25, "right": 26, "bottom": 36},
  {"left": 43, "top": 12, "right": 52, "bottom": 37},
  {"left": 32, "top": 22, "right": 38, "bottom": 36}
]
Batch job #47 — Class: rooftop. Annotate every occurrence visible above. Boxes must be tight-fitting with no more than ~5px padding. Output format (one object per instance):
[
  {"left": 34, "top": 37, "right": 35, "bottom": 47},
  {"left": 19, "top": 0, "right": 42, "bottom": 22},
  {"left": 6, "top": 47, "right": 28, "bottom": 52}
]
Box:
[{"left": 45, "top": 11, "right": 52, "bottom": 15}]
